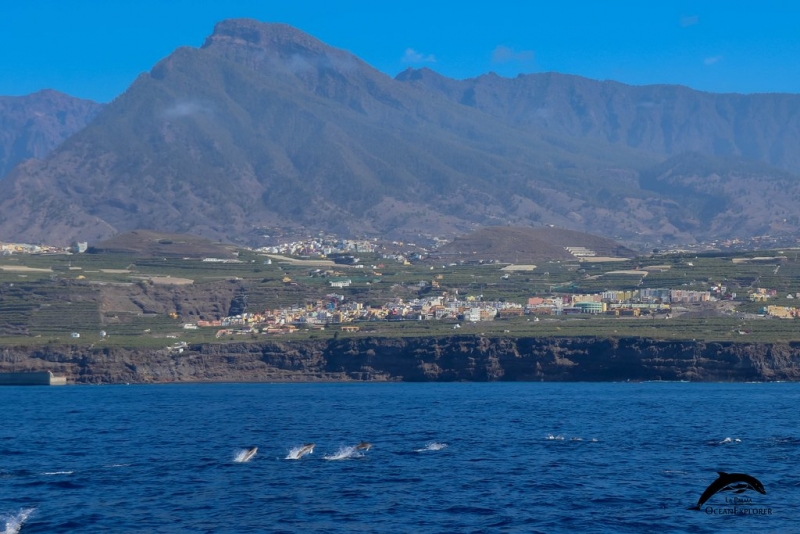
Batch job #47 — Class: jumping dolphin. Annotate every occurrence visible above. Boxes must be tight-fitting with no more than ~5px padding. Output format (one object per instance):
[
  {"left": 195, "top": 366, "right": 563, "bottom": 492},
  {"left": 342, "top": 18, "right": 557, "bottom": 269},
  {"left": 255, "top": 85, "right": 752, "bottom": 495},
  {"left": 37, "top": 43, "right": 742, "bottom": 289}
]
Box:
[
  {"left": 297, "top": 443, "right": 315, "bottom": 457},
  {"left": 286, "top": 443, "right": 315, "bottom": 460},
  {"left": 689, "top": 472, "right": 766, "bottom": 510},
  {"left": 239, "top": 447, "right": 258, "bottom": 463},
  {"left": 355, "top": 442, "right": 372, "bottom": 451}
]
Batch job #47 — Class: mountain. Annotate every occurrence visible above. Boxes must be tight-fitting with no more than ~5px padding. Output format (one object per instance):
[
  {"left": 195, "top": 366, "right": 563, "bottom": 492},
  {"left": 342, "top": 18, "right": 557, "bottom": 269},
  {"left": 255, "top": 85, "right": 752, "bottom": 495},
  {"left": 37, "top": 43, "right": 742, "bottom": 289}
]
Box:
[
  {"left": 0, "top": 19, "right": 798, "bottom": 247},
  {"left": 0, "top": 90, "right": 103, "bottom": 178},
  {"left": 396, "top": 68, "right": 800, "bottom": 173}
]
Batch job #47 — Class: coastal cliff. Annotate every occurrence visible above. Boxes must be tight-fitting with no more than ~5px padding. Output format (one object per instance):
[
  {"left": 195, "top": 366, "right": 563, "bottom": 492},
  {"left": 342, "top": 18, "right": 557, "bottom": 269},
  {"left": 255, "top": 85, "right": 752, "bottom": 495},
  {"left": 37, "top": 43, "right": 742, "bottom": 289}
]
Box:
[{"left": 2, "top": 336, "right": 800, "bottom": 384}]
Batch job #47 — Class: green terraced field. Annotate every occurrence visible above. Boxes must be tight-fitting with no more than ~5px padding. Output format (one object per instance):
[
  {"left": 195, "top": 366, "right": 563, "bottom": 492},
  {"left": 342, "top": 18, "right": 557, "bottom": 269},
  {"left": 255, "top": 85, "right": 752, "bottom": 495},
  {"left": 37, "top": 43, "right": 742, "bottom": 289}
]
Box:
[{"left": 1, "top": 247, "right": 798, "bottom": 347}]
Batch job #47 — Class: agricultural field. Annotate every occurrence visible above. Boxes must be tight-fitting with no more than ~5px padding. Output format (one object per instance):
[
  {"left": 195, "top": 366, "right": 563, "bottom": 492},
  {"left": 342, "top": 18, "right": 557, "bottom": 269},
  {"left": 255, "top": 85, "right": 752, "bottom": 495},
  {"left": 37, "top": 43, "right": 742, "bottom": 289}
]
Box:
[{"left": 1, "top": 246, "right": 799, "bottom": 348}]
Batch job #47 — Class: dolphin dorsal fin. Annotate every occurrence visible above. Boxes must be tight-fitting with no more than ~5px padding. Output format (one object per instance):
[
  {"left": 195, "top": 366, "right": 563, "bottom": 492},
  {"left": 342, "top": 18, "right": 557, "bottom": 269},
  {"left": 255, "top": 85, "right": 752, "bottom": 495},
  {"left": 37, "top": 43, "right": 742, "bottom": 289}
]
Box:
[{"left": 717, "top": 471, "right": 728, "bottom": 477}]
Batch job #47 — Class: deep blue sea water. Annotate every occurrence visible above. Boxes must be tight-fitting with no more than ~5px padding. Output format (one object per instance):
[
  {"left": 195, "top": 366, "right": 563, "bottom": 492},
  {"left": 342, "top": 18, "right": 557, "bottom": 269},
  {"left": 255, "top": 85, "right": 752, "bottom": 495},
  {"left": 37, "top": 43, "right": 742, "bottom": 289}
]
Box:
[{"left": 2, "top": 382, "right": 799, "bottom": 533}]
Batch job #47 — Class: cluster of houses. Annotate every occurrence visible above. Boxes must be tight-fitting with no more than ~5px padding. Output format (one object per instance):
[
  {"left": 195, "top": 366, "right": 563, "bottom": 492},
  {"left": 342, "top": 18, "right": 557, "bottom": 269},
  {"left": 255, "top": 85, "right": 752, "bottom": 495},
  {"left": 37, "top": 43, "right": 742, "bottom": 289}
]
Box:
[
  {"left": 0, "top": 241, "right": 87, "bottom": 255},
  {"left": 748, "top": 287, "right": 794, "bottom": 301},
  {"left": 187, "top": 286, "right": 760, "bottom": 336},
  {"left": 196, "top": 293, "right": 529, "bottom": 337},
  {"left": 1, "top": 242, "right": 65, "bottom": 254},
  {"left": 256, "top": 238, "right": 376, "bottom": 257},
  {"left": 747, "top": 288, "right": 799, "bottom": 318},
  {"left": 524, "top": 288, "right": 711, "bottom": 316}
]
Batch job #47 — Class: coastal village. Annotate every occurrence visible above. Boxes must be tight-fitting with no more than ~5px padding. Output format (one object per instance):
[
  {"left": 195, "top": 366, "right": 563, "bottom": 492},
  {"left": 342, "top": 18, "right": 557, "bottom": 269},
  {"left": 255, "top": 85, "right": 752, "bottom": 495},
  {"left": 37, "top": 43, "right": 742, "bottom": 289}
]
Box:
[
  {"left": 200, "top": 284, "right": 798, "bottom": 339},
  {"left": 216, "top": 238, "right": 798, "bottom": 332},
  {"left": 2, "top": 234, "right": 798, "bottom": 345}
]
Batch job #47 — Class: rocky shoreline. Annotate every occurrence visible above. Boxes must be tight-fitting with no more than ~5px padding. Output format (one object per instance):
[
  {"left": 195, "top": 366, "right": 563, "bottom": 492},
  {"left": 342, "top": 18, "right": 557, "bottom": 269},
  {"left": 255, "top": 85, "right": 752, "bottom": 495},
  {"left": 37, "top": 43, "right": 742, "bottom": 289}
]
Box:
[{"left": 2, "top": 336, "right": 800, "bottom": 384}]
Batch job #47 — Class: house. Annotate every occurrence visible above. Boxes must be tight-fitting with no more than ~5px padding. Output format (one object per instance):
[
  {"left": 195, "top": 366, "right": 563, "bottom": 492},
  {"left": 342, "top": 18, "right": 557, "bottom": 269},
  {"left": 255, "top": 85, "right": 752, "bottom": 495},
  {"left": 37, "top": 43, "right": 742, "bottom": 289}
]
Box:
[
  {"left": 765, "top": 305, "right": 797, "bottom": 319},
  {"left": 466, "top": 308, "right": 482, "bottom": 322}
]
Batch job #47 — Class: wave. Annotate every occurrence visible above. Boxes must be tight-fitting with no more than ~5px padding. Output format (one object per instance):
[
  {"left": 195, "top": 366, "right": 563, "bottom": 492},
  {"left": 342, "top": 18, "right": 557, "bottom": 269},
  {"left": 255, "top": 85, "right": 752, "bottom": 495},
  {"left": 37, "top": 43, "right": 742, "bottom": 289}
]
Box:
[
  {"left": 772, "top": 436, "right": 800, "bottom": 445},
  {"left": 545, "top": 435, "right": 598, "bottom": 442},
  {"left": 42, "top": 471, "right": 73, "bottom": 476},
  {"left": 415, "top": 442, "right": 448, "bottom": 452},
  {"left": 324, "top": 446, "right": 364, "bottom": 461},
  {"left": 2, "top": 508, "right": 35, "bottom": 534},
  {"left": 711, "top": 437, "right": 742, "bottom": 445}
]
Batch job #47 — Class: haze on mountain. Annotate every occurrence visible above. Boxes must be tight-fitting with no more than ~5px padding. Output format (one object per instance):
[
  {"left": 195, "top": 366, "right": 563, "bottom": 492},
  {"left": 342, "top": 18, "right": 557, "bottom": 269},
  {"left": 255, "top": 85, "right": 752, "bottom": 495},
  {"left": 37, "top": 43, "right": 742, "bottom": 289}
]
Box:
[
  {"left": 0, "top": 18, "right": 798, "bottom": 247},
  {"left": 0, "top": 90, "right": 103, "bottom": 178}
]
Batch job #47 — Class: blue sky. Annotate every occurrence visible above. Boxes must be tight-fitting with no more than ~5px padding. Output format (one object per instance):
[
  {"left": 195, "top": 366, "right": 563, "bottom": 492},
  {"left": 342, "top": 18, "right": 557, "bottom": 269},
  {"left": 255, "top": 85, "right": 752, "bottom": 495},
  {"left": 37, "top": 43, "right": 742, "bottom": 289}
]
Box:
[{"left": 2, "top": 1, "right": 799, "bottom": 102}]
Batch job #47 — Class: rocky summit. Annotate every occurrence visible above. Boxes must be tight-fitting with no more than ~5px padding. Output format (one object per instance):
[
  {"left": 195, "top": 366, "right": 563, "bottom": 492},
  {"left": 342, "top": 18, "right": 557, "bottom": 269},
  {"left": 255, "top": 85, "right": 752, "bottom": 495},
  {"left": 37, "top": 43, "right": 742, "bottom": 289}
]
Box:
[{"left": 0, "top": 19, "right": 799, "bottom": 246}]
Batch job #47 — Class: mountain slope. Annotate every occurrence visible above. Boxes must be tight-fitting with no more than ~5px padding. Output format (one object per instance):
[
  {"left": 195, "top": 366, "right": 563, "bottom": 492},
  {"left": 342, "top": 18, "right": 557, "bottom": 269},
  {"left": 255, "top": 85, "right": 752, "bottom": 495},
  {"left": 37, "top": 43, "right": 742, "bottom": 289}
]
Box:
[
  {"left": 0, "top": 90, "right": 103, "bottom": 178},
  {"left": 637, "top": 152, "right": 800, "bottom": 242},
  {"left": 438, "top": 226, "right": 635, "bottom": 263}
]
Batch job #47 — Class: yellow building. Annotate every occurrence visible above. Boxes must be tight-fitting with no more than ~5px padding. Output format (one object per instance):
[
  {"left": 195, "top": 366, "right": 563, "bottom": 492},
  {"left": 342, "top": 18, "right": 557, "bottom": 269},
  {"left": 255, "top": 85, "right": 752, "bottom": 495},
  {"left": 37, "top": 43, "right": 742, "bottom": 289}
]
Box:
[{"left": 766, "top": 305, "right": 797, "bottom": 319}]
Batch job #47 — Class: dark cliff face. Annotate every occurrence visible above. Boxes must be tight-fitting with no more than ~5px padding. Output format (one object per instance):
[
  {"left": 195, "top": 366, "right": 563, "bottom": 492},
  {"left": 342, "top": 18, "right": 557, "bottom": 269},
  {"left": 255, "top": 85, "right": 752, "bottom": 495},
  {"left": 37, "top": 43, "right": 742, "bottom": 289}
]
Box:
[{"left": 2, "top": 337, "right": 800, "bottom": 384}]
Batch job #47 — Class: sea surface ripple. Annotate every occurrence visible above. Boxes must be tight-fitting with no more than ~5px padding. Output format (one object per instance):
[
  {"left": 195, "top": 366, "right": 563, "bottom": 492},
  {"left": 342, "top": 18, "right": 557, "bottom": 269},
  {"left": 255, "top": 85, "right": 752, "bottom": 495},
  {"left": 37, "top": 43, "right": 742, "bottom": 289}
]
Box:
[{"left": 2, "top": 382, "right": 799, "bottom": 532}]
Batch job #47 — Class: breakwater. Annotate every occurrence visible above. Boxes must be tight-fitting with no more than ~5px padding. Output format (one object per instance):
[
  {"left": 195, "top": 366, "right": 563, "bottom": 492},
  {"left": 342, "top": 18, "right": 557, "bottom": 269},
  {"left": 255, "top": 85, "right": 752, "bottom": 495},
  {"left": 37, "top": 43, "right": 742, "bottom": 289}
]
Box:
[{"left": 2, "top": 336, "right": 800, "bottom": 384}]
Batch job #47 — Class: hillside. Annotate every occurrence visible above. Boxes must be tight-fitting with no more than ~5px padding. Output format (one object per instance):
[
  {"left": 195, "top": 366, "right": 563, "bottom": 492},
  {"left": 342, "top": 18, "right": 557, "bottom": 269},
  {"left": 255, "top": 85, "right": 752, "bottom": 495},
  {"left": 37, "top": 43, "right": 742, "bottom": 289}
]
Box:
[
  {"left": 0, "top": 89, "right": 103, "bottom": 178},
  {"left": 0, "top": 19, "right": 798, "bottom": 247},
  {"left": 89, "top": 230, "right": 237, "bottom": 258},
  {"left": 438, "top": 227, "right": 635, "bottom": 263}
]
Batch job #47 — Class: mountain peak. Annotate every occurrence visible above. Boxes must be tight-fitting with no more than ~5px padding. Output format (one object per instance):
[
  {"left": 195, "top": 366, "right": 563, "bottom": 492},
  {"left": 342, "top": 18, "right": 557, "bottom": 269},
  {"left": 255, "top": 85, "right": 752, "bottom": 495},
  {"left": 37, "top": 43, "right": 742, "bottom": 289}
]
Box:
[
  {"left": 395, "top": 67, "right": 441, "bottom": 82},
  {"left": 202, "top": 19, "right": 329, "bottom": 54},
  {"left": 199, "top": 18, "right": 367, "bottom": 80}
]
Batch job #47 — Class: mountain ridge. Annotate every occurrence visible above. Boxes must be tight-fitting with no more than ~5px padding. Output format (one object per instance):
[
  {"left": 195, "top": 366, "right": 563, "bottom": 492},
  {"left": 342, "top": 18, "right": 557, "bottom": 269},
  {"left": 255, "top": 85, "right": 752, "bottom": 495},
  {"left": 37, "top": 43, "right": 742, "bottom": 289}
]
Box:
[{"left": 396, "top": 66, "right": 800, "bottom": 173}]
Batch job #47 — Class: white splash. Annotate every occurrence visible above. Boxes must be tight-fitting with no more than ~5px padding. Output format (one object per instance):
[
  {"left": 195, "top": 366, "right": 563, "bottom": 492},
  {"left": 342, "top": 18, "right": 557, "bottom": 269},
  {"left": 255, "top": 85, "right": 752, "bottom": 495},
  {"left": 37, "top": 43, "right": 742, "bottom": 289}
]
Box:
[
  {"left": 416, "top": 442, "right": 448, "bottom": 452},
  {"left": 719, "top": 437, "right": 742, "bottom": 444},
  {"left": 545, "top": 434, "right": 565, "bottom": 441},
  {"left": 285, "top": 444, "right": 315, "bottom": 460},
  {"left": 42, "top": 471, "right": 73, "bottom": 476},
  {"left": 232, "top": 448, "right": 257, "bottom": 463},
  {"left": 2, "top": 508, "right": 35, "bottom": 534},
  {"left": 323, "top": 446, "right": 364, "bottom": 461}
]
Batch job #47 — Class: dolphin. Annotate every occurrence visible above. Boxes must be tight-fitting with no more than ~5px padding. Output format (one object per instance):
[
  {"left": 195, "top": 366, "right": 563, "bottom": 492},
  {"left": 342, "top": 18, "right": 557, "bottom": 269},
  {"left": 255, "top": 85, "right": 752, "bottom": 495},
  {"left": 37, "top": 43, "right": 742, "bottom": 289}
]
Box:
[
  {"left": 689, "top": 471, "right": 766, "bottom": 510},
  {"left": 286, "top": 443, "right": 315, "bottom": 460},
  {"left": 355, "top": 441, "right": 372, "bottom": 451},
  {"left": 240, "top": 447, "right": 258, "bottom": 462}
]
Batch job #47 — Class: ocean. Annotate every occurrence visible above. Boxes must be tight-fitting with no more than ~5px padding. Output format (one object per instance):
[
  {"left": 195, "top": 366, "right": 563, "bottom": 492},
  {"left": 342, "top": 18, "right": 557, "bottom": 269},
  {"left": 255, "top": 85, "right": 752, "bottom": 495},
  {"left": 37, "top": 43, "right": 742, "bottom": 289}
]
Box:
[{"left": 2, "top": 382, "right": 799, "bottom": 533}]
